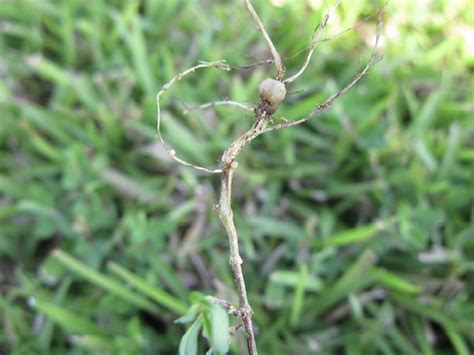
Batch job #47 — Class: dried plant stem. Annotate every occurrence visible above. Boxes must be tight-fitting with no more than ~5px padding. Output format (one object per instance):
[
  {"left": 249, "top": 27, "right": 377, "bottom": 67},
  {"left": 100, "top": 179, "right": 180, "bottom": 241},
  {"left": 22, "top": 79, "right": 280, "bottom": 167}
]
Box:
[
  {"left": 217, "top": 115, "right": 271, "bottom": 355},
  {"left": 182, "top": 100, "right": 254, "bottom": 115},
  {"left": 157, "top": 3, "right": 383, "bottom": 354},
  {"left": 263, "top": 51, "right": 381, "bottom": 134},
  {"left": 243, "top": 0, "right": 284, "bottom": 79},
  {"left": 219, "top": 169, "right": 257, "bottom": 354},
  {"left": 156, "top": 60, "right": 231, "bottom": 174},
  {"left": 210, "top": 296, "right": 243, "bottom": 317},
  {"left": 284, "top": 0, "right": 341, "bottom": 84},
  {"left": 264, "top": 10, "right": 383, "bottom": 133}
]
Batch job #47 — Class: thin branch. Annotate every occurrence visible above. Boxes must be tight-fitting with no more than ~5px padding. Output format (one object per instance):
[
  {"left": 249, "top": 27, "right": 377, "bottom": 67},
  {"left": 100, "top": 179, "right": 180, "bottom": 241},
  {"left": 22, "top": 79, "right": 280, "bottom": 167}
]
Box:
[
  {"left": 264, "top": 10, "right": 383, "bottom": 134},
  {"left": 158, "top": 5, "right": 384, "bottom": 355},
  {"left": 156, "top": 60, "right": 231, "bottom": 174},
  {"left": 243, "top": 0, "right": 284, "bottom": 79},
  {"left": 229, "top": 58, "right": 275, "bottom": 70},
  {"left": 219, "top": 166, "right": 258, "bottom": 355},
  {"left": 157, "top": 57, "right": 274, "bottom": 174},
  {"left": 182, "top": 100, "right": 255, "bottom": 115},
  {"left": 284, "top": 0, "right": 341, "bottom": 85},
  {"left": 283, "top": 8, "right": 382, "bottom": 62},
  {"left": 209, "top": 296, "right": 244, "bottom": 317}
]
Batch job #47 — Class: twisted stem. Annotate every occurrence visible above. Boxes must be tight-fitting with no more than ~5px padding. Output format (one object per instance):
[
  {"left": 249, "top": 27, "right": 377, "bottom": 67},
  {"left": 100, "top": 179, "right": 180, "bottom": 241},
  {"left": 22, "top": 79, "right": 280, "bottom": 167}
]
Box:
[{"left": 217, "top": 114, "right": 271, "bottom": 355}]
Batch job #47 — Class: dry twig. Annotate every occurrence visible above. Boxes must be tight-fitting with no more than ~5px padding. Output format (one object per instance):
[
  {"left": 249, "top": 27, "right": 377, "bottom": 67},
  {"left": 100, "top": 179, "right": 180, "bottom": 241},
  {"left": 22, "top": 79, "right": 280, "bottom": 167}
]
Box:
[
  {"left": 263, "top": 10, "right": 383, "bottom": 134},
  {"left": 156, "top": 60, "right": 231, "bottom": 174},
  {"left": 284, "top": 0, "right": 342, "bottom": 84},
  {"left": 182, "top": 100, "right": 255, "bottom": 116},
  {"left": 243, "top": 0, "right": 284, "bottom": 79},
  {"left": 156, "top": 2, "right": 383, "bottom": 354}
]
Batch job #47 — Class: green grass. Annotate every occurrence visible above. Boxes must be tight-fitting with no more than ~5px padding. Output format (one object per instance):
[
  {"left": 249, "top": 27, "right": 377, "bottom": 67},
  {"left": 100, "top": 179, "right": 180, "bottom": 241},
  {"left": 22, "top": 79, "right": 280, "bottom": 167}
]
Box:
[{"left": 1, "top": 0, "right": 473, "bottom": 354}]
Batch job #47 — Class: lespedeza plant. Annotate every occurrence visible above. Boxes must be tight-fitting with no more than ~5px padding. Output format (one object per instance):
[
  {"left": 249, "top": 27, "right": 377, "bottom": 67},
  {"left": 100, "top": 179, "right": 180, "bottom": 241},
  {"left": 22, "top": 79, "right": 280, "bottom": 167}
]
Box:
[{"left": 156, "top": 1, "right": 383, "bottom": 354}]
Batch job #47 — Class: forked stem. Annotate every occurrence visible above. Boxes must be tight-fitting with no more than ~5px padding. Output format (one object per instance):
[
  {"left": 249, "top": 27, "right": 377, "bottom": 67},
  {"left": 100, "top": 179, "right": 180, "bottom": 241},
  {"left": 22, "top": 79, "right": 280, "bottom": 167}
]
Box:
[{"left": 156, "top": 3, "right": 384, "bottom": 355}]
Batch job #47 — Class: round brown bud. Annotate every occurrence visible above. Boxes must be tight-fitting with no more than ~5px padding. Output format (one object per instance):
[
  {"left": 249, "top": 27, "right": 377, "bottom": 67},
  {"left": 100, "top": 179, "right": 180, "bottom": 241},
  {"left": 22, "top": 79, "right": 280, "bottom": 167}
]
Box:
[{"left": 258, "top": 78, "right": 286, "bottom": 104}]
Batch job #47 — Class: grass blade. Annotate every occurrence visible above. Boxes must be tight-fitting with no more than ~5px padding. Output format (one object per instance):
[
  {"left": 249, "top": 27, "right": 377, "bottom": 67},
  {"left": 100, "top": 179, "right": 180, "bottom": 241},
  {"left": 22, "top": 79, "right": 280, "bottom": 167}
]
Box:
[
  {"left": 31, "top": 299, "right": 106, "bottom": 336},
  {"left": 108, "top": 261, "right": 188, "bottom": 315},
  {"left": 290, "top": 263, "right": 308, "bottom": 327},
  {"left": 52, "top": 250, "right": 156, "bottom": 312}
]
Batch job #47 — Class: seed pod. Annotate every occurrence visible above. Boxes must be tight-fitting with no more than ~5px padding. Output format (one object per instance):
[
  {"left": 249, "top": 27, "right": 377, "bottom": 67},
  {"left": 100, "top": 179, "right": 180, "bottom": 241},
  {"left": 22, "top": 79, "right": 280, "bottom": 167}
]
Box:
[{"left": 258, "top": 78, "right": 286, "bottom": 104}]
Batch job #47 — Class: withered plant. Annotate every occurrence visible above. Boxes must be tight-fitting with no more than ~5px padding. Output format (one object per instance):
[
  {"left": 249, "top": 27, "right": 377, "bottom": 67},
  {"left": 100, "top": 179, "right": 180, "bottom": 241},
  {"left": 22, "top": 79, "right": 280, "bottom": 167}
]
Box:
[{"left": 156, "top": 1, "right": 383, "bottom": 354}]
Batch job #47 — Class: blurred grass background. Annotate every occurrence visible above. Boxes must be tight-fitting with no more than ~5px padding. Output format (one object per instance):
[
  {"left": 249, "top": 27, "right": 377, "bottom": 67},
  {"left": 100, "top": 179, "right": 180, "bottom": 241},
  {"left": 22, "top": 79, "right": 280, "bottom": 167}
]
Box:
[{"left": 1, "top": 0, "right": 473, "bottom": 354}]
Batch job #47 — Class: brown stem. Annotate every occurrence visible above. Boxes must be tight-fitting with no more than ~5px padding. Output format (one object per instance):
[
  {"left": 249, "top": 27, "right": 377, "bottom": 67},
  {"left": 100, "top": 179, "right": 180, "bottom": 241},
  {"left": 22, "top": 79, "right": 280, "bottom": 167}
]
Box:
[
  {"left": 217, "top": 115, "right": 271, "bottom": 355},
  {"left": 156, "top": 5, "right": 383, "bottom": 355},
  {"left": 218, "top": 169, "right": 257, "bottom": 354},
  {"left": 243, "top": 0, "right": 284, "bottom": 79}
]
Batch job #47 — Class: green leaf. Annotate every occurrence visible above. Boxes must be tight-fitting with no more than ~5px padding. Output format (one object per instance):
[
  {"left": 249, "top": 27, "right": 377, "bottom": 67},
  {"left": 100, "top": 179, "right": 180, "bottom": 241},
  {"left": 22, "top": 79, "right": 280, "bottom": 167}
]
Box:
[
  {"left": 32, "top": 299, "right": 106, "bottom": 336},
  {"left": 310, "top": 250, "right": 379, "bottom": 315},
  {"left": 248, "top": 216, "right": 305, "bottom": 241},
  {"left": 37, "top": 277, "right": 72, "bottom": 350},
  {"left": 208, "top": 304, "right": 230, "bottom": 353},
  {"left": 290, "top": 263, "right": 308, "bottom": 327},
  {"left": 370, "top": 268, "right": 422, "bottom": 294},
  {"left": 69, "top": 335, "right": 118, "bottom": 351},
  {"left": 179, "top": 318, "right": 203, "bottom": 355},
  {"left": 391, "top": 292, "right": 473, "bottom": 353},
  {"left": 108, "top": 262, "right": 188, "bottom": 314},
  {"left": 189, "top": 292, "right": 207, "bottom": 304},
  {"left": 318, "top": 218, "right": 396, "bottom": 247},
  {"left": 52, "top": 250, "right": 156, "bottom": 311},
  {"left": 269, "top": 270, "right": 321, "bottom": 292},
  {"left": 175, "top": 304, "right": 200, "bottom": 324}
]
